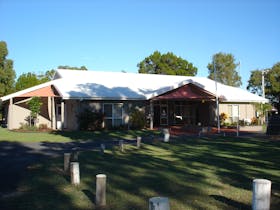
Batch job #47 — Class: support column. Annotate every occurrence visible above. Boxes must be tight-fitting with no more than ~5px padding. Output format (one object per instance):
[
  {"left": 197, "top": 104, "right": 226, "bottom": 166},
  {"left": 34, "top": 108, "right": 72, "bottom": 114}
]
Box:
[
  {"left": 51, "top": 97, "right": 56, "bottom": 130},
  {"left": 61, "top": 100, "right": 65, "bottom": 130},
  {"left": 8, "top": 98, "right": 13, "bottom": 130},
  {"left": 150, "top": 101, "right": 154, "bottom": 129},
  {"left": 47, "top": 96, "right": 52, "bottom": 128}
]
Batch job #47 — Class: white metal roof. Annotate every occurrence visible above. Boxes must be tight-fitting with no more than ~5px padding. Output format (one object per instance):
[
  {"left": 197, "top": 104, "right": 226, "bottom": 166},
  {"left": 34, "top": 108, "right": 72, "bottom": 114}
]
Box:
[{"left": 1, "top": 69, "right": 268, "bottom": 103}]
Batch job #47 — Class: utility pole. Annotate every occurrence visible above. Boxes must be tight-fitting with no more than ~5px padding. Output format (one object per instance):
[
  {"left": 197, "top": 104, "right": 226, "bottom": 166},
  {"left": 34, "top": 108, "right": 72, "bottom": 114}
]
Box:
[
  {"left": 261, "top": 69, "right": 269, "bottom": 125},
  {"left": 214, "top": 61, "right": 220, "bottom": 133},
  {"left": 262, "top": 70, "right": 265, "bottom": 98},
  {"left": 262, "top": 69, "right": 269, "bottom": 98}
]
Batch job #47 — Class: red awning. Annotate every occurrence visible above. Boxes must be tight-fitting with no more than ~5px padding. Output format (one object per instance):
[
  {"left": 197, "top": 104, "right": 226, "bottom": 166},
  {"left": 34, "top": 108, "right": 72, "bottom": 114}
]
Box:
[
  {"left": 18, "top": 85, "right": 60, "bottom": 97},
  {"left": 152, "top": 83, "right": 216, "bottom": 100}
]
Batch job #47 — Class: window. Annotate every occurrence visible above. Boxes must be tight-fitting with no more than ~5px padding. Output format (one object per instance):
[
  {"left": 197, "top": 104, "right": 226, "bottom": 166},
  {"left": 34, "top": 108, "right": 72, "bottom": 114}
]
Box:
[
  {"left": 103, "top": 103, "right": 123, "bottom": 128},
  {"left": 228, "top": 104, "right": 239, "bottom": 123}
]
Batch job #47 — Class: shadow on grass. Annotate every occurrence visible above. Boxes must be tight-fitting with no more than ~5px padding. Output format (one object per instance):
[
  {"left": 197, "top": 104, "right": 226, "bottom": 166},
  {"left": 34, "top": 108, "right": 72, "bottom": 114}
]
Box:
[
  {"left": 0, "top": 134, "right": 279, "bottom": 209},
  {"left": 170, "top": 136, "right": 280, "bottom": 191},
  {"left": 51, "top": 129, "right": 161, "bottom": 142},
  {"left": 0, "top": 141, "right": 93, "bottom": 210},
  {"left": 210, "top": 195, "right": 250, "bottom": 210}
]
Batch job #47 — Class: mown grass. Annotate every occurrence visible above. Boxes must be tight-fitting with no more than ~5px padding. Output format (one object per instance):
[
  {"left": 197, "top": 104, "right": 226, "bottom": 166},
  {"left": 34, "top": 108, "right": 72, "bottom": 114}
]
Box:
[
  {"left": 0, "top": 127, "right": 160, "bottom": 142},
  {"left": 0, "top": 135, "right": 279, "bottom": 210}
]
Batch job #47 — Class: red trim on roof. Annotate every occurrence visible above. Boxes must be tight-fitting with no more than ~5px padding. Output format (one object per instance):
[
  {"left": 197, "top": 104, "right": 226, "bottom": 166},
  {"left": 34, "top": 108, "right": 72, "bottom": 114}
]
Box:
[
  {"left": 18, "top": 85, "right": 60, "bottom": 97},
  {"left": 152, "top": 83, "right": 216, "bottom": 100}
]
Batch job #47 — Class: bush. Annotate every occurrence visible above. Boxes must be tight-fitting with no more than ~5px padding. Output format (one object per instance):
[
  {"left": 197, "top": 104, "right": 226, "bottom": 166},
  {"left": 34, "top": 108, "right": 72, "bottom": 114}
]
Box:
[
  {"left": 77, "top": 109, "right": 104, "bottom": 131},
  {"left": 251, "top": 117, "right": 258, "bottom": 125},
  {"left": 129, "top": 109, "right": 146, "bottom": 129},
  {"left": 19, "top": 123, "right": 38, "bottom": 131},
  {"left": 39, "top": 124, "right": 48, "bottom": 130},
  {"left": 220, "top": 112, "right": 228, "bottom": 125}
]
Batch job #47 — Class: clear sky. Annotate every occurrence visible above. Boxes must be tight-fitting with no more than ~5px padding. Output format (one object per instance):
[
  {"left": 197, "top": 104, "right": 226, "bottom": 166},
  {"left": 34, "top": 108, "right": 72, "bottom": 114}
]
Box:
[{"left": 1, "top": 0, "right": 279, "bottom": 88}]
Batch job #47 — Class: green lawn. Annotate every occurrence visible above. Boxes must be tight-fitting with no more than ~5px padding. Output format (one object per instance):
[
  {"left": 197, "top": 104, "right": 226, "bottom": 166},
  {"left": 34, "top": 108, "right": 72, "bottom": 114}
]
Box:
[
  {"left": 0, "top": 127, "right": 160, "bottom": 142},
  {"left": 0, "top": 134, "right": 279, "bottom": 209}
]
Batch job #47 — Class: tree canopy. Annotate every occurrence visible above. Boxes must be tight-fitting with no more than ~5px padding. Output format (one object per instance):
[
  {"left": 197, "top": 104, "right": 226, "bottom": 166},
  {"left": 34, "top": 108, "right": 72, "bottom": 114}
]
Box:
[
  {"left": 15, "top": 72, "right": 43, "bottom": 91},
  {"left": 247, "top": 62, "right": 280, "bottom": 110},
  {"left": 27, "top": 96, "right": 43, "bottom": 126},
  {"left": 58, "top": 65, "right": 87, "bottom": 70},
  {"left": 0, "top": 41, "right": 16, "bottom": 97},
  {"left": 137, "top": 51, "right": 197, "bottom": 76},
  {"left": 207, "top": 52, "right": 242, "bottom": 87},
  {"left": 15, "top": 65, "right": 88, "bottom": 92}
]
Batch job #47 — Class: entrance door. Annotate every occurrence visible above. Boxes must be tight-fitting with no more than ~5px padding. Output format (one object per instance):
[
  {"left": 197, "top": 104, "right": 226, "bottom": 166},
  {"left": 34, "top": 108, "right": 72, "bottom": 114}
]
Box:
[
  {"left": 160, "top": 105, "right": 168, "bottom": 125},
  {"left": 56, "top": 104, "right": 62, "bottom": 129},
  {"left": 153, "top": 104, "right": 169, "bottom": 126},
  {"left": 153, "top": 105, "right": 160, "bottom": 126}
]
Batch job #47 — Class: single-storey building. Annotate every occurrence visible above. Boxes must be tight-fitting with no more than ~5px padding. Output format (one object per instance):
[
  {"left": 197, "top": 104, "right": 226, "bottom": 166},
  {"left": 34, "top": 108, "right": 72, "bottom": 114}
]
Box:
[{"left": 0, "top": 69, "right": 268, "bottom": 130}]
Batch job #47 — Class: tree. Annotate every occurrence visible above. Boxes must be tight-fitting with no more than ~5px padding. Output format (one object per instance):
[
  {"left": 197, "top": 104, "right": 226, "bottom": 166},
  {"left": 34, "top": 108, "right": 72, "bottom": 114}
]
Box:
[
  {"left": 38, "top": 69, "right": 56, "bottom": 82},
  {"left": 266, "top": 63, "right": 280, "bottom": 110},
  {"left": 137, "top": 51, "right": 197, "bottom": 76},
  {"left": 207, "top": 52, "right": 242, "bottom": 87},
  {"left": 26, "top": 97, "right": 42, "bottom": 127},
  {"left": 15, "top": 65, "right": 88, "bottom": 92},
  {"left": 58, "top": 65, "right": 87, "bottom": 70},
  {"left": 248, "top": 63, "right": 280, "bottom": 111},
  {"left": 247, "top": 70, "right": 262, "bottom": 96},
  {"left": 15, "top": 72, "right": 41, "bottom": 91},
  {"left": 0, "top": 41, "right": 16, "bottom": 97}
]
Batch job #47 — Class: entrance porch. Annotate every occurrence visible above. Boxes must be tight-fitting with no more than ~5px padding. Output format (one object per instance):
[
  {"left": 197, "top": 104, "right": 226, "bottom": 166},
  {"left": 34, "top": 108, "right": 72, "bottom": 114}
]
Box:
[
  {"left": 148, "top": 83, "right": 217, "bottom": 128},
  {"left": 151, "top": 100, "right": 215, "bottom": 127}
]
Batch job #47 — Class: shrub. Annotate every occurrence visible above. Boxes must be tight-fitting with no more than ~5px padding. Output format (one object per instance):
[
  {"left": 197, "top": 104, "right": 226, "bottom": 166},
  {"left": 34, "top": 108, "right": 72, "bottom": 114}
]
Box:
[
  {"left": 39, "top": 124, "right": 48, "bottom": 130},
  {"left": 129, "top": 109, "right": 146, "bottom": 129},
  {"left": 220, "top": 112, "right": 228, "bottom": 125},
  {"left": 26, "top": 97, "right": 42, "bottom": 126},
  {"left": 77, "top": 108, "right": 104, "bottom": 130},
  {"left": 251, "top": 117, "right": 258, "bottom": 125},
  {"left": 19, "top": 123, "right": 37, "bottom": 131}
]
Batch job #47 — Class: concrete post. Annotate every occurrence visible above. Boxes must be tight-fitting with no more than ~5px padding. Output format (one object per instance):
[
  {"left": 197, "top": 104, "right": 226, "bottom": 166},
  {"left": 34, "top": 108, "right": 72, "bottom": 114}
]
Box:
[
  {"left": 136, "top": 136, "right": 141, "bottom": 148},
  {"left": 149, "top": 197, "right": 170, "bottom": 210},
  {"left": 70, "top": 162, "right": 80, "bottom": 185},
  {"left": 96, "top": 174, "right": 106, "bottom": 206},
  {"left": 64, "top": 153, "right": 71, "bottom": 173},
  {"left": 119, "top": 140, "right": 124, "bottom": 152},
  {"left": 100, "top": 144, "right": 105, "bottom": 154},
  {"left": 163, "top": 128, "right": 170, "bottom": 142},
  {"left": 252, "top": 179, "right": 271, "bottom": 210}
]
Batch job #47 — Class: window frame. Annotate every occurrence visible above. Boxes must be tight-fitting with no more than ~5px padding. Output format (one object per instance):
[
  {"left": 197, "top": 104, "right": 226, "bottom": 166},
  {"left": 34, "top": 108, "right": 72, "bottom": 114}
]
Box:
[{"left": 103, "top": 103, "right": 123, "bottom": 128}]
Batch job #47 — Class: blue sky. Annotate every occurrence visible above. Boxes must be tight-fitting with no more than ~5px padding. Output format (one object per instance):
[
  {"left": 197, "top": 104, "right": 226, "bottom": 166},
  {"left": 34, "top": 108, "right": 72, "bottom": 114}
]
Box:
[{"left": 1, "top": 0, "right": 279, "bottom": 88}]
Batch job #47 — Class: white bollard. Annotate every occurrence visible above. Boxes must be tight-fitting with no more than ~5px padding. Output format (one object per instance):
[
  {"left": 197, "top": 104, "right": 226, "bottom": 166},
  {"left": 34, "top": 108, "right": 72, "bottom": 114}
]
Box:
[
  {"left": 162, "top": 128, "right": 170, "bottom": 142},
  {"left": 119, "top": 140, "right": 124, "bottom": 152},
  {"left": 252, "top": 179, "right": 271, "bottom": 210},
  {"left": 100, "top": 144, "right": 105, "bottom": 154},
  {"left": 149, "top": 197, "right": 170, "bottom": 210},
  {"left": 64, "top": 153, "right": 71, "bottom": 173},
  {"left": 136, "top": 136, "right": 141, "bottom": 148},
  {"left": 70, "top": 162, "right": 80, "bottom": 185},
  {"left": 96, "top": 174, "right": 106, "bottom": 206}
]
